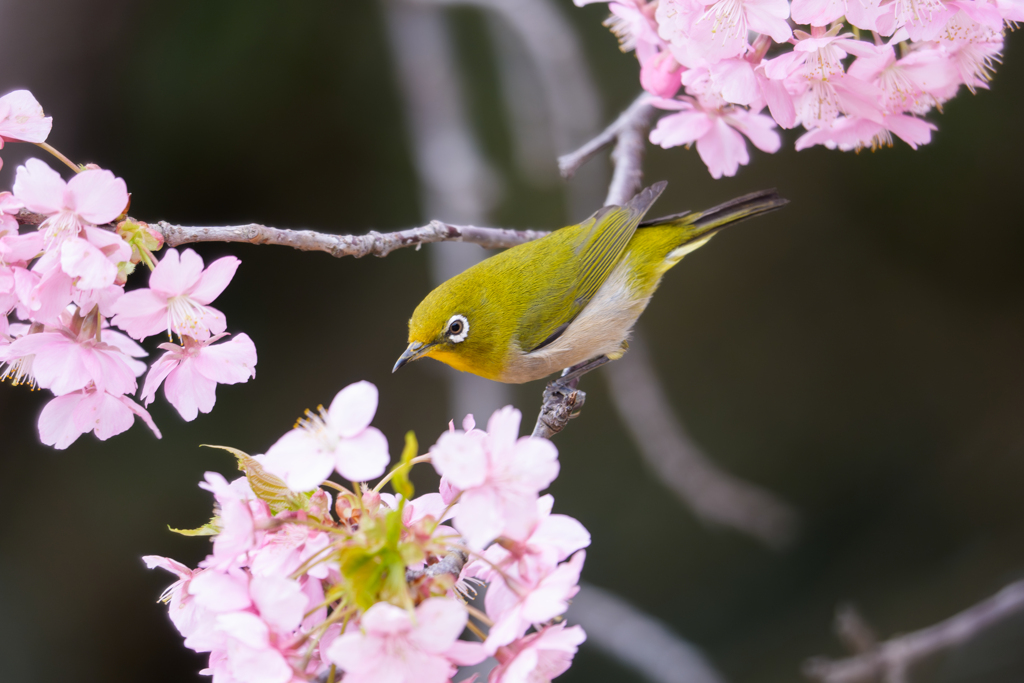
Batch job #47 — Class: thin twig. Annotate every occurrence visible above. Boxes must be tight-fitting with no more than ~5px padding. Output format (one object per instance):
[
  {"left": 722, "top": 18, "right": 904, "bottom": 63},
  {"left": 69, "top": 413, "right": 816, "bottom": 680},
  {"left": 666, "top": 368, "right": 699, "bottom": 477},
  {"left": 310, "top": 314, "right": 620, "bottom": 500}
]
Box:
[
  {"left": 15, "top": 209, "right": 548, "bottom": 258},
  {"left": 558, "top": 94, "right": 655, "bottom": 181},
  {"left": 804, "top": 578, "right": 1024, "bottom": 683},
  {"left": 406, "top": 548, "right": 469, "bottom": 582}
]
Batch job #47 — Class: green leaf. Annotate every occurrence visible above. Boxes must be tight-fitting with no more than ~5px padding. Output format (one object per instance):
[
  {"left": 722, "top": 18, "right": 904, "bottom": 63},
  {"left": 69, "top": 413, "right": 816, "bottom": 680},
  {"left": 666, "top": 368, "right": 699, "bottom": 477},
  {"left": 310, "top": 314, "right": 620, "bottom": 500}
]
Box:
[
  {"left": 169, "top": 520, "right": 219, "bottom": 536},
  {"left": 202, "top": 444, "right": 303, "bottom": 514},
  {"left": 391, "top": 431, "right": 417, "bottom": 500}
]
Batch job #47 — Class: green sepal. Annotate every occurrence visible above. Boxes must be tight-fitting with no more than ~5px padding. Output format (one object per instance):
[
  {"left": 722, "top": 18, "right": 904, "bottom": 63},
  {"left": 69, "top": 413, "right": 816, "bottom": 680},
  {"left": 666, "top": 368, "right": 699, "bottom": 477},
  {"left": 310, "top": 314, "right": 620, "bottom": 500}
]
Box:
[
  {"left": 391, "top": 431, "right": 418, "bottom": 500},
  {"left": 169, "top": 520, "right": 219, "bottom": 536},
  {"left": 202, "top": 444, "right": 307, "bottom": 514},
  {"left": 334, "top": 508, "right": 413, "bottom": 612}
]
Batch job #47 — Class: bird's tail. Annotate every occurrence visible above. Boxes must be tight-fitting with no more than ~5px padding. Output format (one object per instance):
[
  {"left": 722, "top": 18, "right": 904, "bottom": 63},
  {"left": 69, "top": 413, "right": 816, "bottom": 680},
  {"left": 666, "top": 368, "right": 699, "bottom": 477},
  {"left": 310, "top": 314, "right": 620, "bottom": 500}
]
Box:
[{"left": 641, "top": 189, "right": 788, "bottom": 260}]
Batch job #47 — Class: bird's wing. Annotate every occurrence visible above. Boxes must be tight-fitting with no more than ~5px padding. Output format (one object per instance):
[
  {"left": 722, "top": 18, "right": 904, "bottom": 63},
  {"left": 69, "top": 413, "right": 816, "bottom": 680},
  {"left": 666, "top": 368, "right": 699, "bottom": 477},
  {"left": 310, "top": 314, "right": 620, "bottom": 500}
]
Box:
[{"left": 519, "top": 182, "right": 666, "bottom": 353}]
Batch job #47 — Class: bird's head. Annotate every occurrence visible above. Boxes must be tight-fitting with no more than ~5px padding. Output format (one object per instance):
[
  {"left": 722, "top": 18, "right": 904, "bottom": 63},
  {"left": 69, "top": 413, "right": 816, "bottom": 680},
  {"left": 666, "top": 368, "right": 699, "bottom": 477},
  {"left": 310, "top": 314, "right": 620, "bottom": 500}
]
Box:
[{"left": 393, "top": 270, "right": 511, "bottom": 381}]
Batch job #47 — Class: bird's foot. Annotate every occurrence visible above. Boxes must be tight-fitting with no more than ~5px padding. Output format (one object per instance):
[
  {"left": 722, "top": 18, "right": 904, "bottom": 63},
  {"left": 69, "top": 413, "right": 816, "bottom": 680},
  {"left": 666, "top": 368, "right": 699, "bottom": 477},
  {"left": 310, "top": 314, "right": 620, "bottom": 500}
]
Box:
[
  {"left": 532, "top": 382, "right": 586, "bottom": 439},
  {"left": 531, "top": 356, "right": 610, "bottom": 439}
]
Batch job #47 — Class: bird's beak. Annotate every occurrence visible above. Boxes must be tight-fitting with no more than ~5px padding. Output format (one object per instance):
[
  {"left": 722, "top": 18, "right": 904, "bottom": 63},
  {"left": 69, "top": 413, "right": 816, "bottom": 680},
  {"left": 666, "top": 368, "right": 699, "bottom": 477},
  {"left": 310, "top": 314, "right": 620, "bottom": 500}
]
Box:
[{"left": 393, "top": 341, "right": 435, "bottom": 373}]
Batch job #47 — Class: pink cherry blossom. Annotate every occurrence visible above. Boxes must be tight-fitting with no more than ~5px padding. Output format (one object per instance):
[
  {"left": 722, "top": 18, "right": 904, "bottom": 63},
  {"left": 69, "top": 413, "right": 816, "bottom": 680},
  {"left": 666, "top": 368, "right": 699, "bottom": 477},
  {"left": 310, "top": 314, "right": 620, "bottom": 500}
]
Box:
[
  {"left": 640, "top": 51, "right": 684, "bottom": 98},
  {"left": 13, "top": 158, "right": 129, "bottom": 247},
  {"left": 0, "top": 90, "right": 52, "bottom": 170},
  {"left": 430, "top": 406, "right": 560, "bottom": 549},
  {"left": 10, "top": 159, "right": 132, "bottom": 300},
  {"left": 794, "top": 113, "right": 937, "bottom": 151},
  {"left": 790, "top": 0, "right": 883, "bottom": 29},
  {"left": 326, "top": 598, "right": 468, "bottom": 683},
  {"left": 1, "top": 324, "right": 138, "bottom": 397},
  {"left": 263, "top": 381, "right": 390, "bottom": 491},
  {"left": 38, "top": 384, "right": 160, "bottom": 449},
  {"left": 140, "top": 332, "right": 257, "bottom": 421},
  {"left": 649, "top": 98, "right": 780, "bottom": 178},
  {"left": 601, "top": 1, "right": 665, "bottom": 58},
  {"left": 199, "top": 472, "right": 271, "bottom": 568},
  {"left": 489, "top": 623, "right": 587, "bottom": 683},
  {"left": 660, "top": 0, "right": 792, "bottom": 67},
  {"left": 110, "top": 247, "right": 238, "bottom": 341},
  {"left": 484, "top": 551, "right": 586, "bottom": 652},
  {"left": 847, "top": 39, "right": 960, "bottom": 115},
  {"left": 143, "top": 557, "right": 218, "bottom": 652},
  {"left": 473, "top": 495, "right": 591, "bottom": 586},
  {"left": 0, "top": 192, "right": 23, "bottom": 238}
]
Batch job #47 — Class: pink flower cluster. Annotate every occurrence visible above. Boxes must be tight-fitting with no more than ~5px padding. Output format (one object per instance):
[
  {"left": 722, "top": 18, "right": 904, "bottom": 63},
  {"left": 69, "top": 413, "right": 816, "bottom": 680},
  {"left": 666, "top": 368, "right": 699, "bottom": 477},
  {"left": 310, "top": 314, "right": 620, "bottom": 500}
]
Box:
[
  {"left": 147, "top": 385, "right": 589, "bottom": 683},
  {"left": 0, "top": 89, "right": 255, "bottom": 448},
  {"left": 577, "top": 0, "right": 1017, "bottom": 177}
]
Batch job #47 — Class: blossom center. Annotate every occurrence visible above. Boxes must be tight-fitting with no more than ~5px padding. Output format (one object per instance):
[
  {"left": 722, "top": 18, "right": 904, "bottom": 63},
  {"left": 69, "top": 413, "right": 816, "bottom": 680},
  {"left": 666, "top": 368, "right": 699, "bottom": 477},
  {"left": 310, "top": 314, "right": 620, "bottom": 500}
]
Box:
[
  {"left": 41, "top": 210, "right": 82, "bottom": 249},
  {"left": 297, "top": 406, "right": 340, "bottom": 451},
  {"left": 166, "top": 295, "right": 211, "bottom": 339}
]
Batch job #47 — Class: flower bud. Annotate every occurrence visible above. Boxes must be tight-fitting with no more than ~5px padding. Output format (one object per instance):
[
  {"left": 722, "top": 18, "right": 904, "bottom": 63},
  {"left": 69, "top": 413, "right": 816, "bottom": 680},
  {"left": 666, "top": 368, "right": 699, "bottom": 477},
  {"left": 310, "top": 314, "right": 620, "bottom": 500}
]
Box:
[{"left": 640, "top": 51, "right": 683, "bottom": 98}]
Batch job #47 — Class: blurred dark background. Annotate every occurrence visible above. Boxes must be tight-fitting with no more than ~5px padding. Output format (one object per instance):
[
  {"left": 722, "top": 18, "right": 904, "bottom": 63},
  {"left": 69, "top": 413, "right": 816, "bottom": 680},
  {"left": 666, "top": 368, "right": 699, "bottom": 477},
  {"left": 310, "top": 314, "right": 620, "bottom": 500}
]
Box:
[{"left": 1, "top": 1, "right": 1023, "bottom": 682}]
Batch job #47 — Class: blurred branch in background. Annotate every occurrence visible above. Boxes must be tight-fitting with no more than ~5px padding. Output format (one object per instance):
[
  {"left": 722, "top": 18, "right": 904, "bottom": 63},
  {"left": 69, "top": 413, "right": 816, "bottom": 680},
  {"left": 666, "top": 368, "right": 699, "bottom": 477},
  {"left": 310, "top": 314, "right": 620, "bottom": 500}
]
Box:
[
  {"left": 606, "top": 335, "right": 799, "bottom": 549},
  {"left": 384, "top": 0, "right": 511, "bottom": 422},
  {"left": 568, "top": 582, "right": 728, "bottom": 683},
  {"left": 805, "top": 580, "right": 1024, "bottom": 683},
  {"left": 412, "top": 0, "right": 605, "bottom": 218},
  {"left": 558, "top": 93, "right": 656, "bottom": 183}
]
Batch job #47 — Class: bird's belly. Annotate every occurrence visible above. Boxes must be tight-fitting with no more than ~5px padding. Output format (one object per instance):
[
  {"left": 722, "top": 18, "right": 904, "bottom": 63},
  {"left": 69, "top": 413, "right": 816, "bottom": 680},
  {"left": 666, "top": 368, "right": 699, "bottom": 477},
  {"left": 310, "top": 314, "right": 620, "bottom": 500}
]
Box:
[{"left": 498, "top": 259, "right": 652, "bottom": 383}]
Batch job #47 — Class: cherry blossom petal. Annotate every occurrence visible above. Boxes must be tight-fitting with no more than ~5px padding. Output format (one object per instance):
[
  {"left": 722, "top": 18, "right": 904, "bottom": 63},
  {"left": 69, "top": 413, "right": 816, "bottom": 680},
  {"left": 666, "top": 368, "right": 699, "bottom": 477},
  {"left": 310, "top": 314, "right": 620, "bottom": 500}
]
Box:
[
  {"left": 263, "top": 430, "right": 337, "bottom": 492},
  {"left": 430, "top": 431, "right": 490, "bottom": 489},
  {"left": 60, "top": 237, "right": 118, "bottom": 290},
  {"left": 224, "top": 640, "right": 292, "bottom": 683},
  {"left": 193, "top": 333, "right": 257, "bottom": 384},
  {"left": 884, "top": 113, "right": 937, "bottom": 148},
  {"left": 455, "top": 486, "right": 506, "bottom": 548},
  {"left": 727, "top": 110, "right": 782, "bottom": 153},
  {"left": 150, "top": 248, "right": 204, "bottom": 295},
  {"left": 188, "top": 255, "right": 240, "bottom": 304},
  {"left": 327, "top": 380, "right": 378, "bottom": 437},
  {"left": 164, "top": 358, "right": 217, "bottom": 421},
  {"left": 695, "top": 118, "right": 749, "bottom": 178},
  {"left": 13, "top": 158, "right": 65, "bottom": 214},
  {"left": 190, "top": 570, "right": 252, "bottom": 612},
  {"left": 250, "top": 576, "right": 307, "bottom": 633},
  {"left": 744, "top": 0, "right": 793, "bottom": 41},
  {"left": 0, "top": 91, "right": 52, "bottom": 143},
  {"left": 111, "top": 288, "right": 174, "bottom": 340},
  {"left": 334, "top": 426, "right": 389, "bottom": 482},
  {"left": 649, "top": 109, "right": 714, "bottom": 148},
  {"left": 65, "top": 169, "right": 128, "bottom": 225},
  {"left": 509, "top": 438, "right": 560, "bottom": 492},
  {"left": 73, "top": 389, "right": 135, "bottom": 441},
  {"left": 217, "top": 612, "right": 270, "bottom": 649},
  {"left": 408, "top": 598, "right": 467, "bottom": 653},
  {"left": 38, "top": 392, "right": 87, "bottom": 449}
]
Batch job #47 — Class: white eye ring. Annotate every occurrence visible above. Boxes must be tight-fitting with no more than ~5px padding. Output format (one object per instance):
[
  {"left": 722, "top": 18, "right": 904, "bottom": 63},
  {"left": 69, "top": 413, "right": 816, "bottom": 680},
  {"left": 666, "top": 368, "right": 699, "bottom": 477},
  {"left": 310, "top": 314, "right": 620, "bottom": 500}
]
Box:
[{"left": 445, "top": 314, "right": 469, "bottom": 343}]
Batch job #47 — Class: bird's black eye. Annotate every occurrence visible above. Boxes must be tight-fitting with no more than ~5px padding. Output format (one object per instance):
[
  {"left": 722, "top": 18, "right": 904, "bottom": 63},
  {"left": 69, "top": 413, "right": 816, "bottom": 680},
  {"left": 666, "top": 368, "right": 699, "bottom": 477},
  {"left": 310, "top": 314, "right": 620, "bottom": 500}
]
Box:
[{"left": 445, "top": 314, "right": 469, "bottom": 343}]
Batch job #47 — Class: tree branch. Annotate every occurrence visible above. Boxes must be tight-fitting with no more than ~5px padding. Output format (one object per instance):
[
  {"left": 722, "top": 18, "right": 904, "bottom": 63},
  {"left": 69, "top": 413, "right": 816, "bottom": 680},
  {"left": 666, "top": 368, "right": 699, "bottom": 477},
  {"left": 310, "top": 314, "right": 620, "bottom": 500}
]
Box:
[
  {"left": 15, "top": 209, "right": 548, "bottom": 258},
  {"left": 406, "top": 548, "right": 468, "bottom": 582},
  {"left": 804, "top": 579, "right": 1024, "bottom": 683}
]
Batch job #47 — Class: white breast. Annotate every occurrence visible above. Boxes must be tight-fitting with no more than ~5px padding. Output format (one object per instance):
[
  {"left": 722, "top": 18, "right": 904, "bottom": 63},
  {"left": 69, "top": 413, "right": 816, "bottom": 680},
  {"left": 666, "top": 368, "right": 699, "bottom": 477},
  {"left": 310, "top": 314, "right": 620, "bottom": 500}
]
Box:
[{"left": 497, "top": 258, "right": 652, "bottom": 383}]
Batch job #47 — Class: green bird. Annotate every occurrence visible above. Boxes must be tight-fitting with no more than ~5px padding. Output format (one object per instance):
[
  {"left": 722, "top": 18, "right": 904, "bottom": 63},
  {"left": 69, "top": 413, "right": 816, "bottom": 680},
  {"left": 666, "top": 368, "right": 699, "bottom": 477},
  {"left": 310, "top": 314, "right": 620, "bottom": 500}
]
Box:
[{"left": 394, "top": 182, "right": 786, "bottom": 383}]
